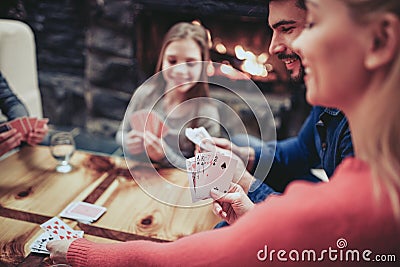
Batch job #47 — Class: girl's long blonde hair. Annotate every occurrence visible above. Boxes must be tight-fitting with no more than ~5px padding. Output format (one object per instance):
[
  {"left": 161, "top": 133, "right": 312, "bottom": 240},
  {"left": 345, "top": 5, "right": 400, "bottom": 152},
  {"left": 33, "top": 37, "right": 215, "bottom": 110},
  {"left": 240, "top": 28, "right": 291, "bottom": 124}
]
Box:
[{"left": 342, "top": 0, "right": 400, "bottom": 215}]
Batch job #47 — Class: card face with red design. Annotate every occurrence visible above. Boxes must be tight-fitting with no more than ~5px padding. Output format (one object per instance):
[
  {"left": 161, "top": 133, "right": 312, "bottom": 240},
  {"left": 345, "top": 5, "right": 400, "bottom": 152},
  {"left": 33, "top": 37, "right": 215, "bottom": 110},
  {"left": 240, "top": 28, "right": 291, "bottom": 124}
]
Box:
[
  {"left": 59, "top": 201, "right": 107, "bottom": 223},
  {"left": 40, "top": 216, "right": 81, "bottom": 240},
  {"left": 31, "top": 216, "right": 84, "bottom": 254}
]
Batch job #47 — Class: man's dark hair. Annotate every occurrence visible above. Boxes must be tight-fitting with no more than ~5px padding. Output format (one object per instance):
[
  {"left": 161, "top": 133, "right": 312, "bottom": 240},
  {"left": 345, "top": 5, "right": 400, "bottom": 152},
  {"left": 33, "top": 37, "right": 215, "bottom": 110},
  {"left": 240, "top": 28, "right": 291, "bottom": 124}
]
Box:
[{"left": 268, "top": 0, "right": 306, "bottom": 10}]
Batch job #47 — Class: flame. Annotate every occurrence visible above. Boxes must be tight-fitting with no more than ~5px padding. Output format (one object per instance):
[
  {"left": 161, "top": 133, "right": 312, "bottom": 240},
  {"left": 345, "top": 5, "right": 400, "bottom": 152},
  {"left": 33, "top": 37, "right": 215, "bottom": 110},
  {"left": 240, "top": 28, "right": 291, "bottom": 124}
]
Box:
[
  {"left": 220, "top": 63, "right": 236, "bottom": 76},
  {"left": 215, "top": 43, "right": 227, "bottom": 54},
  {"left": 235, "top": 45, "right": 268, "bottom": 77}
]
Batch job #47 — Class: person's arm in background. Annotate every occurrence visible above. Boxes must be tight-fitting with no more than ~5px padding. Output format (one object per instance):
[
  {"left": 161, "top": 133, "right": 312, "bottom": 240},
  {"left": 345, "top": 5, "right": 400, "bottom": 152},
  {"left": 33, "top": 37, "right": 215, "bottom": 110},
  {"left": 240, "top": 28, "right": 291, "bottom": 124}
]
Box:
[
  {"left": 0, "top": 71, "right": 29, "bottom": 120},
  {"left": 252, "top": 107, "right": 321, "bottom": 192}
]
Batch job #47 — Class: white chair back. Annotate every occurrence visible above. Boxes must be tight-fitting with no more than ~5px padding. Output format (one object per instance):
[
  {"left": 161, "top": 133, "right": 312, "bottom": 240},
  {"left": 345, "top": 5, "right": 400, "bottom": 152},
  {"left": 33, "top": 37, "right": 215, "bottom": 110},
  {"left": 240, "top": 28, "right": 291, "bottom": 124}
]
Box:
[{"left": 0, "top": 19, "right": 43, "bottom": 118}]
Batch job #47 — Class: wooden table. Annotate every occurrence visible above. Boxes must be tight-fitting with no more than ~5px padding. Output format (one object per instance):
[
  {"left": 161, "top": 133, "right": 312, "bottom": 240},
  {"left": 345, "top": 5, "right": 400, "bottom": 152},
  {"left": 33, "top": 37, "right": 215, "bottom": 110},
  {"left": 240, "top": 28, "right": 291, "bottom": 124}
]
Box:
[{"left": 0, "top": 146, "right": 219, "bottom": 266}]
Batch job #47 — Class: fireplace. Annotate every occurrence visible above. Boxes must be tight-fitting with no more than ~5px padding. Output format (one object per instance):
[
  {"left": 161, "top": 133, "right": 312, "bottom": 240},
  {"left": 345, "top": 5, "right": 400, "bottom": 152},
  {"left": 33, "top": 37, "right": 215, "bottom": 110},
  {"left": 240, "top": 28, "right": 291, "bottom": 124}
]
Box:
[
  {"left": 133, "top": 0, "right": 288, "bottom": 86},
  {"left": 128, "top": 1, "right": 292, "bottom": 140},
  {"left": 17, "top": 0, "right": 300, "bottom": 144}
]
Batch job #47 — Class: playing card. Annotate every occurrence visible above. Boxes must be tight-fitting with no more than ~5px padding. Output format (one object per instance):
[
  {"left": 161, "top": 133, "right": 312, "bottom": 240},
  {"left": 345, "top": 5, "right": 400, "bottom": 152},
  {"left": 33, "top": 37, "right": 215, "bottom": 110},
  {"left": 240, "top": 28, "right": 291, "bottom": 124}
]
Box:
[
  {"left": 40, "top": 216, "right": 77, "bottom": 240},
  {"left": 185, "top": 127, "right": 212, "bottom": 149},
  {"left": 201, "top": 152, "right": 238, "bottom": 195},
  {"left": 60, "top": 201, "right": 107, "bottom": 223},
  {"left": 30, "top": 231, "right": 57, "bottom": 254},
  {"left": 186, "top": 157, "right": 198, "bottom": 202},
  {"left": 31, "top": 218, "right": 84, "bottom": 254},
  {"left": 0, "top": 123, "right": 10, "bottom": 133},
  {"left": 28, "top": 117, "right": 38, "bottom": 130},
  {"left": 149, "top": 111, "right": 169, "bottom": 138},
  {"left": 21, "top": 117, "right": 32, "bottom": 132},
  {"left": 311, "top": 168, "right": 329, "bottom": 182},
  {"left": 130, "top": 110, "right": 168, "bottom": 138},
  {"left": 186, "top": 152, "right": 237, "bottom": 202},
  {"left": 8, "top": 118, "right": 27, "bottom": 140},
  {"left": 35, "top": 118, "right": 49, "bottom": 129}
]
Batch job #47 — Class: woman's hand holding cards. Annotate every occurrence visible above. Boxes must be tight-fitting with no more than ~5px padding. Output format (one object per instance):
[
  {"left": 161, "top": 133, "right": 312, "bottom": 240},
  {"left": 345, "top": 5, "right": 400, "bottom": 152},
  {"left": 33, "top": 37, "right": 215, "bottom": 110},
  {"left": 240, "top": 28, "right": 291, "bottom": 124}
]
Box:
[
  {"left": 47, "top": 239, "right": 74, "bottom": 264},
  {"left": 26, "top": 123, "right": 49, "bottom": 146},
  {"left": 211, "top": 183, "right": 255, "bottom": 225}
]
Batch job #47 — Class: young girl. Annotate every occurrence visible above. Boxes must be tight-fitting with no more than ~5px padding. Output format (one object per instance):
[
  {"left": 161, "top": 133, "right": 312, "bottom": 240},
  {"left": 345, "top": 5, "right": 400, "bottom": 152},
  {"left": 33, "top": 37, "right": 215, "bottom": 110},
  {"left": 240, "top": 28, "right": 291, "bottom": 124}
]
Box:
[
  {"left": 116, "top": 22, "right": 220, "bottom": 169},
  {"left": 48, "top": 1, "right": 400, "bottom": 265}
]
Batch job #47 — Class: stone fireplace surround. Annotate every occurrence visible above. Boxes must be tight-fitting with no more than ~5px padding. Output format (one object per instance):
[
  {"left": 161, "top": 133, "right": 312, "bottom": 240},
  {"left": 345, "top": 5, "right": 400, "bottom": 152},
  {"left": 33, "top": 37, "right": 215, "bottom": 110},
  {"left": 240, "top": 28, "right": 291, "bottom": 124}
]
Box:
[{"left": 11, "top": 0, "right": 300, "bottom": 148}]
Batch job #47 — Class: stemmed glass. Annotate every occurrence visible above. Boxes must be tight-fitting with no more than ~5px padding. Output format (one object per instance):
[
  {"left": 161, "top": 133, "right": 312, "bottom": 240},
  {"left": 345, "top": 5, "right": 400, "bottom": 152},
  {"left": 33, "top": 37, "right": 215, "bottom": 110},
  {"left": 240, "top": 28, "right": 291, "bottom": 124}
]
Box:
[{"left": 50, "top": 132, "right": 75, "bottom": 173}]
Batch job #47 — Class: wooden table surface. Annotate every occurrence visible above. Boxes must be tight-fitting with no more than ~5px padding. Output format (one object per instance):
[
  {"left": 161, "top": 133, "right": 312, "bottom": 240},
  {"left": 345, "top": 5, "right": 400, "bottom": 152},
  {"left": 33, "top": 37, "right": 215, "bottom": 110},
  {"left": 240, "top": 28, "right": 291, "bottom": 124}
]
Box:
[{"left": 0, "top": 146, "right": 219, "bottom": 266}]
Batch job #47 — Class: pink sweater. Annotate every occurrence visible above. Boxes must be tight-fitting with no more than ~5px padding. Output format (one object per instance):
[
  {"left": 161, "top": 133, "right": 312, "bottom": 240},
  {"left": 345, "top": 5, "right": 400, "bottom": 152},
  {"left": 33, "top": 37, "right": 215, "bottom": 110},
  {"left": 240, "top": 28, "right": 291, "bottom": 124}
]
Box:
[{"left": 67, "top": 158, "right": 400, "bottom": 266}]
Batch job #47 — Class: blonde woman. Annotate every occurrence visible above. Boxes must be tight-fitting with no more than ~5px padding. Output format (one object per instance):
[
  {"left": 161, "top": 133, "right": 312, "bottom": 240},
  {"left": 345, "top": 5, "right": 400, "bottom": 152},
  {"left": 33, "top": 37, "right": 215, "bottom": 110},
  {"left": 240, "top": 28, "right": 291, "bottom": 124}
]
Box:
[{"left": 48, "top": 1, "right": 399, "bottom": 265}]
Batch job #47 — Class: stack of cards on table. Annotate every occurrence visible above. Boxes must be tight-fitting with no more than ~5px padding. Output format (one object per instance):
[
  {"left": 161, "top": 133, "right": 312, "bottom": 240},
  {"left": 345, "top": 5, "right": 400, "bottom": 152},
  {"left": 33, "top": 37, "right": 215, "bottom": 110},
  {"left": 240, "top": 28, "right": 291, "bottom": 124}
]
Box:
[
  {"left": 30, "top": 217, "right": 84, "bottom": 254},
  {"left": 185, "top": 127, "right": 212, "bottom": 150},
  {"left": 129, "top": 109, "right": 169, "bottom": 138},
  {"left": 59, "top": 201, "right": 107, "bottom": 223},
  {"left": 186, "top": 151, "right": 238, "bottom": 203},
  {"left": 0, "top": 116, "right": 48, "bottom": 140}
]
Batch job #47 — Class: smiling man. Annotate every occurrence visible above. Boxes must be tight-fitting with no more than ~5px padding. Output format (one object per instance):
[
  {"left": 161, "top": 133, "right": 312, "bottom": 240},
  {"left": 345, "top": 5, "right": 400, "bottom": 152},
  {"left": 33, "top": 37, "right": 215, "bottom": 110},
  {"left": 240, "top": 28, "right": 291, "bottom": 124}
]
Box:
[
  {"left": 214, "top": 0, "right": 354, "bottom": 204},
  {"left": 268, "top": 0, "right": 306, "bottom": 81}
]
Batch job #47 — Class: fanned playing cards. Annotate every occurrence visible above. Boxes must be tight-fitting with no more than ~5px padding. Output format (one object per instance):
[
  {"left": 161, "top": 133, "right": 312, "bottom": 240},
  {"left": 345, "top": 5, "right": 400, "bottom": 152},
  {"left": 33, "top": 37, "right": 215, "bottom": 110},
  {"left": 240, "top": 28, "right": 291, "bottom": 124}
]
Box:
[
  {"left": 186, "top": 152, "right": 237, "bottom": 203},
  {"left": 0, "top": 116, "right": 48, "bottom": 141},
  {"left": 129, "top": 109, "right": 169, "bottom": 138},
  {"left": 30, "top": 217, "right": 84, "bottom": 254}
]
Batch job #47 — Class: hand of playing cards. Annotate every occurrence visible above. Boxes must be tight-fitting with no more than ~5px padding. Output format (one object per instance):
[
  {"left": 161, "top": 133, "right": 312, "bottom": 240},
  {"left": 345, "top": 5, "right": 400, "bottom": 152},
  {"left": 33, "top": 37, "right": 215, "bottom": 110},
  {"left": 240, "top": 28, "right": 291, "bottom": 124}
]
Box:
[
  {"left": 186, "top": 151, "right": 238, "bottom": 203},
  {"left": 129, "top": 109, "right": 168, "bottom": 138},
  {"left": 185, "top": 127, "right": 238, "bottom": 202},
  {"left": 59, "top": 201, "right": 107, "bottom": 224},
  {"left": 30, "top": 217, "right": 84, "bottom": 254},
  {"left": 0, "top": 116, "right": 48, "bottom": 141}
]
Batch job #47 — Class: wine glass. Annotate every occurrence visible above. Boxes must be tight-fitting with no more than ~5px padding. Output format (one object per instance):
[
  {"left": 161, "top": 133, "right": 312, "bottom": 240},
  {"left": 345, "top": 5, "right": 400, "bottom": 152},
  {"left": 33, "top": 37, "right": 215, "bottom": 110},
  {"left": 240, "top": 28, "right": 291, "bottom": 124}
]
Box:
[{"left": 50, "top": 132, "right": 75, "bottom": 173}]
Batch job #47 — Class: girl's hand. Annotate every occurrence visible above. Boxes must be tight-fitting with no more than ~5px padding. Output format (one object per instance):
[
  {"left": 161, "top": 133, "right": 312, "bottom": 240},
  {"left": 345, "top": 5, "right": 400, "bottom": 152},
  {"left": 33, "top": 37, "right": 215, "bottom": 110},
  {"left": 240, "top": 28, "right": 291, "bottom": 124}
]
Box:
[
  {"left": 125, "top": 130, "right": 145, "bottom": 155},
  {"left": 143, "top": 131, "right": 165, "bottom": 161},
  {"left": 26, "top": 124, "right": 49, "bottom": 145}
]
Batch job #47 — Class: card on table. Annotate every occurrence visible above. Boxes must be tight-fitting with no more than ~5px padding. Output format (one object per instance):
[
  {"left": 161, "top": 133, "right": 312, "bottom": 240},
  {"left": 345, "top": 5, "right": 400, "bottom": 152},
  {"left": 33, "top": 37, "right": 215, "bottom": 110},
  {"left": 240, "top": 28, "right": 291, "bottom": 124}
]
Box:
[
  {"left": 185, "top": 127, "right": 212, "bottom": 150},
  {"left": 59, "top": 201, "right": 107, "bottom": 223},
  {"left": 130, "top": 109, "right": 168, "bottom": 138},
  {"left": 186, "top": 152, "right": 238, "bottom": 202}
]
